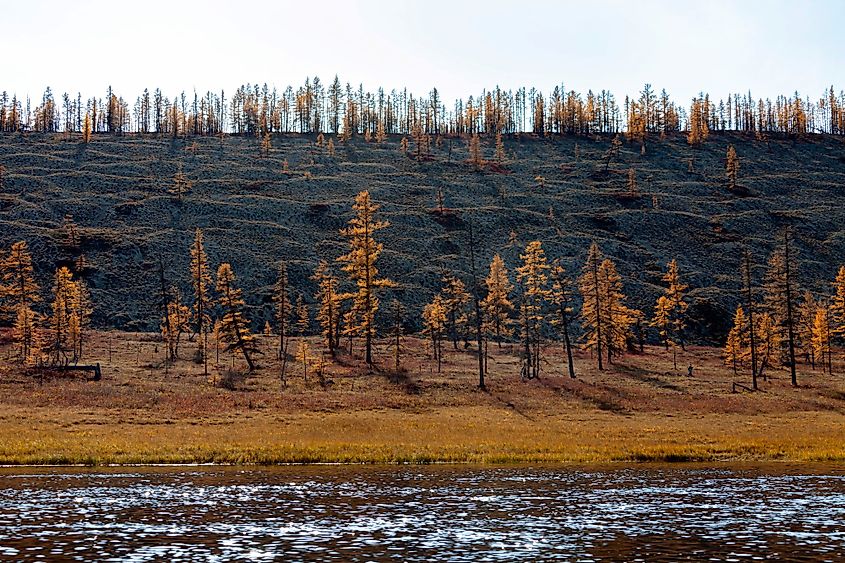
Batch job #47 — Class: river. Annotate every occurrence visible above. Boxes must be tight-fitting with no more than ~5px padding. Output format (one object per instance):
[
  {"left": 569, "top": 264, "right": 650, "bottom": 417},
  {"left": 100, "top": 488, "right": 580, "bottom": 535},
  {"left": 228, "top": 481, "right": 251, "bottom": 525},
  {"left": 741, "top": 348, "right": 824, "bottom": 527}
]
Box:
[{"left": 1, "top": 464, "right": 843, "bottom": 561}]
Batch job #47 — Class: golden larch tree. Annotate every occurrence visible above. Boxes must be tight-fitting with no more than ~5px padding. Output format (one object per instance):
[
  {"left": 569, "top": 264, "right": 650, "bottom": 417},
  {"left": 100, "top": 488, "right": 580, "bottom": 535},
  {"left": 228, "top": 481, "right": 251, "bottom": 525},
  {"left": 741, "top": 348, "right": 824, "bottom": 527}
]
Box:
[
  {"left": 724, "top": 305, "right": 749, "bottom": 374},
  {"left": 422, "top": 293, "right": 447, "bottom": 372},
  {"left": 726, "top": 144, "right": 740, "bottom": 191},
  {"left": 336, "top": 190, "right": 393, "bottom": 365},
  {"left": 550, "top": 260, "right": 577, "bottom": 379},
  {"left": 515, "top": 241, "right": 551, "bottom": 379},
  {"left": 312, "top": 261, "right": 341, "bottom": 354},
  {"left": 579, "top": 242, "right": 605, "bottom": 370},
  {"left": 273, "top": 262, "right": 292, "bottom": 359},
  {"left": 481, "top": 254, "right": 513, "bottom": 347}
]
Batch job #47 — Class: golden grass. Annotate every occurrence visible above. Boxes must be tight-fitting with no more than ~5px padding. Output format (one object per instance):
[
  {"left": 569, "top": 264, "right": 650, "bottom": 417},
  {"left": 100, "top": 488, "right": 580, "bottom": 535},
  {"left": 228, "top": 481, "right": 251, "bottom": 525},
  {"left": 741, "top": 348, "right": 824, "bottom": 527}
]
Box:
[{"left": 2, "top": 331, "right": 845, "bottom": 465}]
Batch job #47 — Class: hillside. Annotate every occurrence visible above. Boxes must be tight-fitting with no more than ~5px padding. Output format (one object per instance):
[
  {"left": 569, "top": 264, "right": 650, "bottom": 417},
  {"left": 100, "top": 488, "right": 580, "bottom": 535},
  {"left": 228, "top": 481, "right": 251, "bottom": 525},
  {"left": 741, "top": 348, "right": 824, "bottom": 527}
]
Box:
[{"left": 2, "top": 132, "right": 845, "bottom": 339}]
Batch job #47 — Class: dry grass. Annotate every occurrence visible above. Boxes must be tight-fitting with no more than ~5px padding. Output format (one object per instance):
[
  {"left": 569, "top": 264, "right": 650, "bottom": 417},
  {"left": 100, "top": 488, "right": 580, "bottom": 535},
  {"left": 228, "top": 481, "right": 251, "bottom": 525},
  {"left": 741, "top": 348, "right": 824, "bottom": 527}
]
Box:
[{"left": 1, "top": 330, "right": 844, "bottom": 465}]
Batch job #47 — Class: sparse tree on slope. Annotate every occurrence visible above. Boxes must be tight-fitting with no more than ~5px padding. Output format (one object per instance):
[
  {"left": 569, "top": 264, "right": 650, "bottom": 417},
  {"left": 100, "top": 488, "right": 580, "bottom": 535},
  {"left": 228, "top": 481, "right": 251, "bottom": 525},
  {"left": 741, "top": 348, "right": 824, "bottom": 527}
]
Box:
[
  {"left": 273, "top": 262, "right": 292, "bottom": 359},
  {"left": 312, "top": 261, "right": 341, "bottom": 354},
  {"left": 724, "top": 305, "right": 749, "bottom": 374},
  {"left": 726, "top": 144, "right": 740, "bottom": 192},
  {"left": 441, "top": 273, "right": 471, "bottom": 350},
  {"left": 579, "top": 242, "right": 605, "bottom": 370},
  {"left": 423, "top": 293, "right": 447, "bottom": 372},
  {"left": 763, "top": 229, "right": 799, "bottom": 386}
]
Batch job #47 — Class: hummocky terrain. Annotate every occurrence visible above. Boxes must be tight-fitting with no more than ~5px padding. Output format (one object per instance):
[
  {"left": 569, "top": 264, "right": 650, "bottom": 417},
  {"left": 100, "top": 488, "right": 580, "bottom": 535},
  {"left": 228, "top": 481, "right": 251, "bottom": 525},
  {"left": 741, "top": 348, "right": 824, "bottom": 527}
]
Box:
[{"left": 1, "top": 132, "right": 845, "bottom": 339}]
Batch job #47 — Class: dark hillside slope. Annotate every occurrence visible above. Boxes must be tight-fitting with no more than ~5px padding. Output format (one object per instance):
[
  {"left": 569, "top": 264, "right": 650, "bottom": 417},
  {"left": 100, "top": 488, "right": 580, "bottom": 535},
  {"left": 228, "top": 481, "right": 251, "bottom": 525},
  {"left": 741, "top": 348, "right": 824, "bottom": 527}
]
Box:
[{"left": 1, "top": 132, "right": 844, "bottom": 339}]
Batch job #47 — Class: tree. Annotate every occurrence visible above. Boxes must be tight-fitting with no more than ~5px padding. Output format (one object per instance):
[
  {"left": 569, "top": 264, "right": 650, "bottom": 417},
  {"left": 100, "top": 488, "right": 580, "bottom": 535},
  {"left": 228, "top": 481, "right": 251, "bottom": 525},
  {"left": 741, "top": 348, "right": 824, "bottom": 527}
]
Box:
[
  {"left": 12, "top": 304, "right": 41, "bottom": 366},
  {"left": 830, "top": 266, "right": 845, "bottom": 338},
  {"left": 724, "top": 305, "right": 749, "bottom": 374},
  {"left": 763, "top": 229, "right": 799, "bottom": 386},
  {"left": 550, "top": 260, "right": 576, "bottom": 379},
  {"left": 312, "top": 261, "right": 341, "bottom": 354},
  {"left": 652, "top": 259, "right": 689, "bottom": 352},
  {"left": 295, "top": 295, "right": 309, "bottom": 336},
  {"left": 82, "top": 112, "right": 92, "bottom": 143},
  {"left": 375, "top": 119, "right": 387, "bottom": 143},
  {"left": 422, "top": 293, "right": 447, "bottom": 372},
  {"left": 169, "top": 167, "right": 192, "bottom": 202},
  {"left": 190, "top": 229, "right": 212, "bottom": 374},
  {"left": 495, "top": 132, "right": 505, "bottom": 163},
  {"left": 216, "top": 263, "right": 258, "bottom": 371},
  {"left": 811, "top": 303, "right": 833, "bottom": 374},
  {"left": 468, "top": 133, "right": 483, "bottom": 170},
  {"left": 441, "top": 273, "right": 470, "bottom": 350},
  {"left": 481, "top": 254, "right": 513, "bottom": 347},
  {"left": 337, "top": 190, "right": 393, "bottom": 365},
  {"left": 726, "top": 144, "right": 740, "bottom": 191},
  {"left": 68, "top": 277, "right": 92, "bottom": 361},
  {"left": 47, "top": 267, "right": 75, "bottom": 365},
  {"left": 626, "top": 168, "right": 638, "bottom": 197},
  {"left": 598, "top": 258, "right": 636, "bottom": 364},
  {"left": 273, "top": 262, "right": 292, "bottom": 359},
  {"left": 515, "top": 241, "right": 550, "bottom": 379},
  {"left": 1, "top": 241, "right": 40, "bottom": 318},
  {"left": 742, "top": 249, "right": 759, "bottom": 387},
  {"left": 579, "top": 242, "right": 605, "bottom": 370},
  {"left": 755, "top": 312, "right": 781, "bottom": 379},
  {"left": 162, "top": 292, "right": 190, "bottom": 361}
]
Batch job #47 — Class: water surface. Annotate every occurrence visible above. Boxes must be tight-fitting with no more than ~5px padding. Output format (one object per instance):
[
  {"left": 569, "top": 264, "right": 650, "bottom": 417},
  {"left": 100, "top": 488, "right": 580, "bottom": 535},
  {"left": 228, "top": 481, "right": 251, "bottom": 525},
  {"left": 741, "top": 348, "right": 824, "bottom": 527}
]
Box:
[{"left": 1, "top": 464, "right": 843, "bottom": 561}]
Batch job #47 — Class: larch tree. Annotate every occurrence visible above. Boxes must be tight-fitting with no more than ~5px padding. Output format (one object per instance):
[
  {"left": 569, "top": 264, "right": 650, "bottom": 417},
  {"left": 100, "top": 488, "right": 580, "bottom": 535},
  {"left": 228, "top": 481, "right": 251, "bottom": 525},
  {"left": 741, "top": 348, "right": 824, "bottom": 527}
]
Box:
[
  {"left": 724, "top": 305, "right": 749, "bottom": 374},
  {"left": 295, "top": 295, "right": 309, "bottom": 336},
  {"left": 216, "top": 263, "right": 258, "bottom": 372},
  {"left": 273, "top": 262, "right": 292, "bottom": 359},
  {"left": 468, "top": 133, "right": 484, "bottom": 171},
  {"left": 47, "top": 267, "right": 75, "bottom": 365},
  {"left": 652, "top": 259, "right": 689, "bottom": 353},
  {"left": 726, "top": 144, "right": 740, "bottom": 192},
  {"left": 579, "top": 242, "right": 605, "bottom": 370},
  {"left": 13, "top": 303, "right": 42, "bottom": 366},
  {"left": 312, "top": 261, "right": 341, "bottom": 354},
  {"left": 162, "top": 290, "right": 190, "bottom": 361},
  {"left": 742, "top": 249, "right": 759, "bottom": 387},
  {"left": 190, "top": 228, "right": 212, "bottom": 374},
  {"left": 515, "top": 241, "right": 551, "bottom": 380},
  {"left": 481, "top": 254, "right": 513, "bottom": 348},
  {"left": 441, "top": 273, "right": 471, "bottom": 350},
  {"left": 598, "top": 258, "right": 636, "bottom": 365},
  {"left": 755, "top": 311, "right": 781, "bottom": 380},
  {"left": 336, "top": 190, "right": 393, "bottom": 365},
  {"left": 550, "top": 260, "right": 576, "bottom": 379},
  {"left": 68, "top": 277, "right": 92, "bottom": 361},
  {"left": 796, "top": 291, "right": 819, "bottom": 368},
  {"left": 1, "top": 241, "right": 40, "bottom": 317},
  {"left": 763, "top": 229, "right": 799, "bottom": 386},
  {"left": 830, "top": 266, "right": 845, "bottom": 338},
  {"left": 811, "top": 304, "right": 833, "bottom": 374},
  {"left": 422, "top": 293, "right": 447, "bottom": 373},
  {"left": 82, "top": 112, "right": 92, "bottom": 143},
  {"left": 495, "top": 132, "right": 505, "bottom": 163}
]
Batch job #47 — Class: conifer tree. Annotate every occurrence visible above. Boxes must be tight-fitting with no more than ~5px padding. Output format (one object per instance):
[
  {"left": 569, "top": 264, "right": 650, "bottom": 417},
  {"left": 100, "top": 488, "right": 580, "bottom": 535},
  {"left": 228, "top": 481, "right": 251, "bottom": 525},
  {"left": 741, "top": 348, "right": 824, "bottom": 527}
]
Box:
[
  {"left": 48, "top": 267, "right": 75, "bottom": 365},
  {"left": 216, "top": 263, "right": 258, "bottom": 371},
  {"left": 579, "top": 242, "right": 605, "bottom": 370},
  {"left": 273, "top": 262, "right": 292, "bottom": 359},
  {"left": 400, "top": 137, "right": 408, "bottom": 153},
  {"left": 811, "top": 304, "right": 832, "bottom": 374},
  {"left": 598, "top": 258, "right": 636, "bottom": 364},
  {"left": 550, "top": 260, "right": 576, "bottom": 379},
  {"left": 423, "top": 293, "right": 447, "bottom": 372},
  {"left": 82, "top": 112, "right": 92, "bottom": 143},
  {"left": 495, "top": 132, "right": 505, "bottom": 163},
  {"left": 652, "top": 259, "right": 688, "bottom": 353},
  {"left": 515, "top": 241, "right": 550, "bottom": 379},
  {"left": 260, "top": 132, "right": 271, "bottom": 156},
  {"left": 162, "top": 292, "right": 190, "bottom": 361},
  {"left": 169, "top": 167, "right": 192, "bottom": 202},
  {"left": 742, "top": 249, "right": 759, "bottom": 387},
  {"left": 190, "top": 229, "right": 212, "bottom": 374},
  {"left": 481, "top": 254, "right": 513, "bottom": 347},
  {"left": 68, "top": 277, "right": 92, "bottom": 361},
  {"left": 724, "top": 305, "right": 749, "bottom": 374},
  {"left": 796, "top": 291, "right": 818, "bottom": 367},
  {"left": 337, "top": 190, "right": 392, "bottom": 365},
  {"left": 296, "top": 339, "right": 313, "bottom": 382},
  {"left": 626, "top": 168, "right": 638, "bottom": 196},
  {"left": 755, "top": 312, "right": 779, "bottom": 379},
  {"left": 763, "top": 229, "right": 799, "bottom": 386},
  {"left": 468, "top": 133, "right": 484, "bottom": 171},
  {"left": 726, "top": 144, "right": 740, "bottom": 191},
  {"left": 295, "top": 295, "right": 309, "bottom": 336},
  {"left": 1, "top": 241, "right": 40, "bottom": 318},
  {"left": 312, "top": 261, "right": 341, "bottom": 354},
  {"left": 830, "top": 266, "right": 845, "bottom": 338},
  {"left": 441, "top": 273, "right": 471, "bottom": 350},
  {"left": 12, "top": 303, "right": 41, "bottom": 366},
  {"left": 327, "top": 137, "right": 336, "bottom": 157},
  {"left": 375, "top": 119, "right": 387, "bottom": 143}
]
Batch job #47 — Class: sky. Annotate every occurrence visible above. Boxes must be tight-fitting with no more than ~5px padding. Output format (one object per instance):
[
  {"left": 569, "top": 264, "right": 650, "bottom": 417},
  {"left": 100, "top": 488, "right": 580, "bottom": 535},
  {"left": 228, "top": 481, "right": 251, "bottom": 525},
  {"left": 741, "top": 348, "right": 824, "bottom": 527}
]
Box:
[{"left": 3, "top": 0, "right": 844, "bottom": 106}]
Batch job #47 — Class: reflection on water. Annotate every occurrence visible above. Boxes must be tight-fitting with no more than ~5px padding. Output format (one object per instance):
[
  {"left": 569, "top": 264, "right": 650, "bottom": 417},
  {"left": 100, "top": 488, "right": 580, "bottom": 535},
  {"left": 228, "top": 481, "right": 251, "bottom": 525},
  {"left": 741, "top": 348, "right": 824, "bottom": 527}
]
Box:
[{"left": 1, "top": 465, "right": 844, "bottom": 561}]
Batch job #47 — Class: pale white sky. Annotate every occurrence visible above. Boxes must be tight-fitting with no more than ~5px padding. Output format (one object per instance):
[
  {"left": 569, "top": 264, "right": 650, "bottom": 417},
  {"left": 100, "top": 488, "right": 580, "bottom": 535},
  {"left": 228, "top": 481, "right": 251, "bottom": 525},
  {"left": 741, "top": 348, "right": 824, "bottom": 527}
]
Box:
[{"left": 3, "top": 0, "right": 843, "bottom": 105}]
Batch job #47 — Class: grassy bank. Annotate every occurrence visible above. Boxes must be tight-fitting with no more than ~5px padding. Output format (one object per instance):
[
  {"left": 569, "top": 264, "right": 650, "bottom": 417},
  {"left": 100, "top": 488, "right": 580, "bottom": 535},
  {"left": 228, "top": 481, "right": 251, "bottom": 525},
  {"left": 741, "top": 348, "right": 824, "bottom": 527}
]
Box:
[{"left": 2, "top": 331, "right": 845, "bottom": 465}]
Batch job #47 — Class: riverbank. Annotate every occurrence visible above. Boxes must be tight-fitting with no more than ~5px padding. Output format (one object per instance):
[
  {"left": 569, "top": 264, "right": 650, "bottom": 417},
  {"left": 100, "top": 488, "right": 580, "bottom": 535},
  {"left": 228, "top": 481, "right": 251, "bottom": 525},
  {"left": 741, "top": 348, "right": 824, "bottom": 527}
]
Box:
[{"left": 2, "top": 332, "right": 844, "bottom": 465}]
